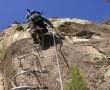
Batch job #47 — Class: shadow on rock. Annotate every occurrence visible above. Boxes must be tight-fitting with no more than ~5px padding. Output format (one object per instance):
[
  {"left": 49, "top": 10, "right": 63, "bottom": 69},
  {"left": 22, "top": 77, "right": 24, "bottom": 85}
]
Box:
[{"left": 42, "top": 33, "right": 63, "bottom": 50}]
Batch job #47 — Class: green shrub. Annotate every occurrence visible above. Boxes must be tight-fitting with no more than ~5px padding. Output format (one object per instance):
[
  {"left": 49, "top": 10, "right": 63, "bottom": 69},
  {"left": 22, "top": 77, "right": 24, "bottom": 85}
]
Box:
[{"left": 64, "top": 65, "right": 88, "bottom": 90}]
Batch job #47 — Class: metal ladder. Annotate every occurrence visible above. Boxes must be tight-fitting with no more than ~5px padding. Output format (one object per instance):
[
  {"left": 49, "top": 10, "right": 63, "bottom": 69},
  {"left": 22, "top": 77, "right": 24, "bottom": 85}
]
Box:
[{"left": 10, "top": 44, "right": 48, "bottom": 90}]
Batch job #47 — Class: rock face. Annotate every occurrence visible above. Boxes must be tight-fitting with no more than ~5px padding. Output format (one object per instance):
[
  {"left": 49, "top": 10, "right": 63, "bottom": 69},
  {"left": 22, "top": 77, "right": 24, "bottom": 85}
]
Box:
[{"left": 0, "top": 18, "right": 110, "bottom": 90}]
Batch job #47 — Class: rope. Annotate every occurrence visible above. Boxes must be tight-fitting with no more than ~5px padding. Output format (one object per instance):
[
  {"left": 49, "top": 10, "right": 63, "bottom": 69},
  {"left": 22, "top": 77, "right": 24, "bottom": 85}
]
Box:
[
  {"left": 59, "top": 44, "right": 70, "bottom": 69},
  {"left": 52, "top": 30, "right": 64, "bottom": 90}
]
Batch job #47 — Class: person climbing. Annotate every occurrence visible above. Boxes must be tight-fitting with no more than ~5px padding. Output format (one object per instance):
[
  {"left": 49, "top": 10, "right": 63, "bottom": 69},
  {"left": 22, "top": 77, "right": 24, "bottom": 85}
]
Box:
[{"left": 26, "top": 9, "right": 54, "bottom": 44}]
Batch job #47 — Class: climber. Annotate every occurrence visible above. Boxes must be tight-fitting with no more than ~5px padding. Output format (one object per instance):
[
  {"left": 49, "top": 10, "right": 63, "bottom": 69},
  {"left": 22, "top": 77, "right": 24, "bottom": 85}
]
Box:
[{"left": 26, "top": 9, "right": 54, "bottom": 44}]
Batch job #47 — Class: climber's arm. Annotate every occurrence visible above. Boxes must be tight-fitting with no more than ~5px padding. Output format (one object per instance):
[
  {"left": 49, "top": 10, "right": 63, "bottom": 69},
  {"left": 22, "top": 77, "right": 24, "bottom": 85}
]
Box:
[{"left": 41, "top": 17, "right": 54, "bottom": 29}]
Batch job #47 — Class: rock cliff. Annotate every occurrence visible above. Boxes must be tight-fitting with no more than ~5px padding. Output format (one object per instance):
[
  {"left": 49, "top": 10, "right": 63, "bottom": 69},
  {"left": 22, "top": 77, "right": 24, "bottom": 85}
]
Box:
[{"left": 0, "top": 18, "right": 110, "bottom": 90}]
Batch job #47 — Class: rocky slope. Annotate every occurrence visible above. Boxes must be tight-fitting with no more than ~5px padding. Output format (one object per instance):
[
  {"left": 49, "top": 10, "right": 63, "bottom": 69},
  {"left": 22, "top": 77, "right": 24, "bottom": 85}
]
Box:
[{"left": 0, "top": 18, "right": 110, "bottom": 90}]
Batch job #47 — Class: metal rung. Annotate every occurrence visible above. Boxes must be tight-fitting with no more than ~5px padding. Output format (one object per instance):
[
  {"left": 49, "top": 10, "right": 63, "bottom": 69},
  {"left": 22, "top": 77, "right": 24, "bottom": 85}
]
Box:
[
  {"left": 22, "top": 44, "right": 38, "bottom": 50},
  {"left": 15, "top": 53, "right": 38, "bottom": 59},
  {"left": 16, "top": 69, "right": 49, "bottom": 76},
  {"left": 14, "top": 69, "right": 49, "bottom": 80},
  {"left": 13, "top": 69, "right": 49, "bottom": 87},
  {"left": 11, "top": 86, "right": 48, "bottom": 90}
]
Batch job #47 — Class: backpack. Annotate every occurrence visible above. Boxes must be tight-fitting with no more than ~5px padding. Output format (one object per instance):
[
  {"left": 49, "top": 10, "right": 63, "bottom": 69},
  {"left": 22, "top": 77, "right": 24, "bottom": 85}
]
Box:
[{"left": 28, "top": 11, "right": 42, "bottom": 22}]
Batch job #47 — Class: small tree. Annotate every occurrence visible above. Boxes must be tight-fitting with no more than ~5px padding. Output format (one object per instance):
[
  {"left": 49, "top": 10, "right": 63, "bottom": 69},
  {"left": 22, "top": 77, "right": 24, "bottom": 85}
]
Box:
[{"left": 64, "top": 65, "right": 88, "bottom": 90}]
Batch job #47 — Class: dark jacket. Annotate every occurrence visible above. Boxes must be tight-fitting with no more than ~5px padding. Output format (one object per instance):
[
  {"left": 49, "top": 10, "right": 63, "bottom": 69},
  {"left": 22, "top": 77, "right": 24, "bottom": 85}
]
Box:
[{"left": 27, "top": 11, "right": 54, "bottom": 30}]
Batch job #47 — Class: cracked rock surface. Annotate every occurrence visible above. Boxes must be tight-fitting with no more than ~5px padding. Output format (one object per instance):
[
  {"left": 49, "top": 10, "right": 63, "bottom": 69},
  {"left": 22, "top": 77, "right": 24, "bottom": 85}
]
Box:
[{"left": 0, "top": 18, "right": 110, "bottom": 90}]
